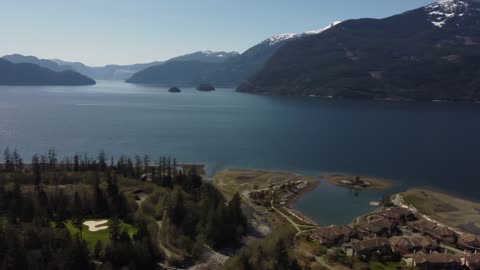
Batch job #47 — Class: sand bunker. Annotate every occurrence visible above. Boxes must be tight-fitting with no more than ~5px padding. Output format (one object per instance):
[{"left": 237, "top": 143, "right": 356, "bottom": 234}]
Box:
[{"left": 83, "top": 220, "right": 109, "bottom": 232}]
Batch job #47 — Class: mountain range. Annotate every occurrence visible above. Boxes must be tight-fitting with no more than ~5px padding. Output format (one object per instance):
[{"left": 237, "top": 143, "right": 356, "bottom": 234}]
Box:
[
  {"left": 126, "top": 22, "right": 341, "bottom": 87},
  {"left": 2, "top": 0, "right": 480, "bottom": 101},
  {"left": 238, "top": 0, "right": 480, "bottom": 101},
  {"left": 2, "top": 51, "right": 238, "bottom": 81},
  {"left": 0, "top": 59, "right": 95, "bottom": 86}
]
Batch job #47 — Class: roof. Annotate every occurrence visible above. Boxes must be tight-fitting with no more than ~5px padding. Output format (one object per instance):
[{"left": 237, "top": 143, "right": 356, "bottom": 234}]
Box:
[
  {"left": 414, "top": 253, "right": 462, "bottom": 265},
  {"left": 352, "top": 238, "right": 390, "bottom": 252},
  {"left": 409, "top": 219, "right": 437, "bottom": 232},
  {"left": 379, "top": 207, "right": 412, "bottom": 221},
  {"left": 390, "top": 236, "right": 413, "bottom": 248},
  {"left": 409, "top": 235, "right": 437, "bottom": 249},
  {"left": 356, "top": 218, "right": 394, "bottom": 234},
  {"left": 464, "top": 254, "right": 480, "bottom": 266},
  {"left": 312, "top": 225, "right": 353, "bottom": 244},
  {"left": 390, "top": 236, "right": 413, "bottom": 255},
  {"left": 433, "top": 226, "right": 455, "bottom": 237},
  {"left": 390, "top": 235, "right": 436, "bottom": 255},
  {"left": 461, "top": 234, "right": 480, "bottom": 243}
]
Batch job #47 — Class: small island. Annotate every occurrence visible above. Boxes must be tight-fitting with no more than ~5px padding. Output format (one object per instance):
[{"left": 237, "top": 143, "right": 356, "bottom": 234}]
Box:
[
  {"left": 326, "top": 174, "right": 393, "bottom": 190},
  {"left": 168, "top": 86, "right": 181, "bottom": 93},
  {"left": 196, "top": 83, "right": 215, "bottom": 91}
]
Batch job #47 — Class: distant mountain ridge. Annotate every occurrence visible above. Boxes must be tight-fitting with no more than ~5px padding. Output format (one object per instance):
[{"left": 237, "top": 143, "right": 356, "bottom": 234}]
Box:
[
  {"left": 2, "top": 51, "right": 239, "bottom": 81},
  {"left": 238, "top": 0, "right": 480, "bottom": 101},
  {"left": 167, "top": 50, "right": 239, "bottom": 63},
  {"left": 126, "top": 22, "right": 341, "bottom": 86},
  {"left": 3, "top": 54, "right": 73, "bottom": 72},
  {"left": 0, "top": 59, "right": 96, "bottom": 86},
  {"left": 51, "top": 59, "right": 162, "bottom": 81}
]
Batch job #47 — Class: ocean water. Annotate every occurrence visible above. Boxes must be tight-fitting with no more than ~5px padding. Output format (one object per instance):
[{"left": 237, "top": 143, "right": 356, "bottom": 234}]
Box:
[{"left": 1, "top": 80, "right": 479, "bottom": 225}]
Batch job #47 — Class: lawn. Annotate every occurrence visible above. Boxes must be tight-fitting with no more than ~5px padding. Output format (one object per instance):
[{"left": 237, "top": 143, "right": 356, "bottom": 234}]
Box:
[
  {"left": 369, "top": 261, "right": 402, "bottom": 270},
  {"left": 65, "top": 219, "right": 137, "bottom": 251}
]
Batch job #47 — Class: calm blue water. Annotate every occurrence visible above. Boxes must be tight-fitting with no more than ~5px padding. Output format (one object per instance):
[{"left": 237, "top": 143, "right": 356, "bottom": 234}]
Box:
[{"left": 1, "top": 81, "right": 479, "bottom": 225}]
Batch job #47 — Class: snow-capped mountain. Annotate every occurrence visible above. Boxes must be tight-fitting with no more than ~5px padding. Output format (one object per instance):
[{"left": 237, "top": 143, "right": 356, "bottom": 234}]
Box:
[
  {"left": 128, "top": 21, "right": 344, "bottom": 86},
  {"left": 238, "top": 0, "right": 480, "bottom": 101},
  {"left": 425, "top": 0, "right": 479, "bottom": 27}
]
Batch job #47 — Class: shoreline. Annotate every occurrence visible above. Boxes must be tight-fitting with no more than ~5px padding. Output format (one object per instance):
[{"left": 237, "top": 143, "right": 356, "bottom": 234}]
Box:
[
  {"left": 396, "top": 188, "right": 480, "bottom": 235},
  {"left": 212, "top": 168, "right": 321, "bottom": 232},
  {"left": 213, "top": 167, "right": 480, "bottom": 238}
]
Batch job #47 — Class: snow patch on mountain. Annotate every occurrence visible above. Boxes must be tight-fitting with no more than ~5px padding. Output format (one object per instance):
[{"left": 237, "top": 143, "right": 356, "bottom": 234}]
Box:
[
  {"left": 264, "top": 21, "right": 342, "bottom": 46},
  {"left": 425, "top": 0, "right": 470, "bottom": 27},
  {"left": 201, "top": 50, "right": 239, "bottom": 57},
  {"left": 304, "top": 21, "right": 342, "bottom": 34},
  {"left": 265, "top": 33, "right": 298, "bottom": 45}
]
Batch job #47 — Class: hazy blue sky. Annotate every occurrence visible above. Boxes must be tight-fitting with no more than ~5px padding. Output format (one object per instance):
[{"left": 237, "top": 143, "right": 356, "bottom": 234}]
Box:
[{"left": 1, "top": 0, "right": 434, "bottom": 66}]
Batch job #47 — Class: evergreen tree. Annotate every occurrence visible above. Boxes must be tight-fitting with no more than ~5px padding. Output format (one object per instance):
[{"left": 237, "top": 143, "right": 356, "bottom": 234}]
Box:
[
  {"left": 65, "top": 235, "right": 93, "bottom": 270},
  {"left": 1, "top": 234, "right": 28, "bottom": 270},
  {"left": 12, "top": 148, "right": 22, "bottom": 172},
  {"left": 73, "top": 218, "right": 84, "bottom": 239},
  {"left": 32, "top": 154, "right": 41, "bottom": 191},
  {"left": 73, "top": 191, "right": 83, "bottom": 217},
  {"left": 109, "top": 218, "right": 120, "bottom": 241},
  {"left": 73, "top": 154, "right": 80, "bottom": 172},
  {"left": 98, "top": 149, "right": 107, "bottom": 172},
  {"left": 94, "top": 240, "right": 103, "bottom": 260},
  {"left": 48, "top": 148, "right": 57, "bottom": 168},
  {"left": 3, "top": 147, "right": 13, "bottom": 172}
]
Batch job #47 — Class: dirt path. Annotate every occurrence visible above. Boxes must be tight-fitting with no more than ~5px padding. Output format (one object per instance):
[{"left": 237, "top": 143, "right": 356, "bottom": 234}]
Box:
[
  {"left": 271, "top": 199, "right": 301, "bottom": 232},
  {"left": 157, "top": 221, "right": 177, "bottom": 259},
  {"left": 270, "top": 199, "right": 317, "bottom": 235}
]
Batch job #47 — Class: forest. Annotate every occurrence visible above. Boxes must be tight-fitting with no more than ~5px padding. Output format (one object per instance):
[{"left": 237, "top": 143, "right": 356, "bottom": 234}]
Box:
[{"left": 0, "top": 147, "right": 247, "bottom": 269}]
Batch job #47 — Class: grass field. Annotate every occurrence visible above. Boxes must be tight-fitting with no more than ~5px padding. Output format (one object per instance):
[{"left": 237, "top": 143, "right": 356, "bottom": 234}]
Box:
[
  {"left": 65, "top": 219, "right": 137, "bottom": 251},
  {"left": 403, "top": 188, "right": 480, "bottom": 234}
]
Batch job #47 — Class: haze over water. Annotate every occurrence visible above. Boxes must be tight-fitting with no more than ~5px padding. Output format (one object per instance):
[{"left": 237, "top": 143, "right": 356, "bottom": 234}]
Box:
[{"left": 1, "top": 81, "right": 479, "bottom": 224}]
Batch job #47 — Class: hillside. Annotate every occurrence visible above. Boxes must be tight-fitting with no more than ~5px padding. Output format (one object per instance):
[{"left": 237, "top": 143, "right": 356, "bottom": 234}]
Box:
[
  {"left": 238, "top": 0, "right": 480, "bottom": 101},
  {"left": 126, "top": 61, "right": 222, "bottom": 85},
  {"left": 0, "top": 59, "right": 96, "bottom": 86},
  {"left": 3, "top": 54, "right": 72, "bottom": 72},
  {"left": 167, "top": 50, "right": 239, "bottom": 63}
]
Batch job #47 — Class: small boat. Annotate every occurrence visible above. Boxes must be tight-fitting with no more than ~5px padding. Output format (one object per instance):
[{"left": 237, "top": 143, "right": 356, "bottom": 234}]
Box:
[{"left": 369, "top": 201, "right": 380, "bottom": 207}]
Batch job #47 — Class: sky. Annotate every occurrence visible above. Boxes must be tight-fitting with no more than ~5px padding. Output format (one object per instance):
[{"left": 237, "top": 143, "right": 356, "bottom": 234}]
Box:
[{"left": 0, "top": 0, "right": 435, "bottom": 66}]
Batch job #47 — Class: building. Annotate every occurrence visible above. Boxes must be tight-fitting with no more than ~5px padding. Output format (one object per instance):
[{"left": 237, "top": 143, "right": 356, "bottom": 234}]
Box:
[
  {"left": 389, "top": 235, "right": 438, "bottom": 256},
  {"left": 463, "top": 253, "right": 480, "bottom": 270},
  {"left": 459, "top": 234, "right": 480, "bottom": 251},
  {"left": 311, "top": 225, "right": 354, "bottom": 246},
  {"left": 349, "top": 237, "right": 393, "bottom": 260},
  {"left": 355, "top": 217, "right": 395, "bottom": 237},
  {"left": 378, "top": 207, "right": 415, "bottom": 225},
  {"left": 413, "top": 252, "right": 463, "bottom": 270},
  {"left": 409, "top": 219, "right": 457, "bottom": 244}
]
